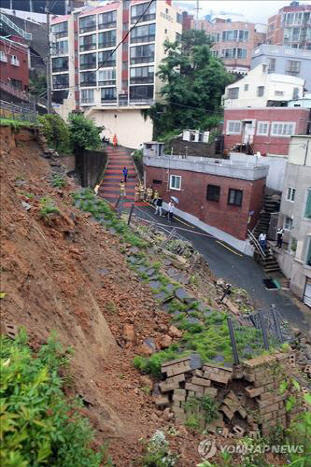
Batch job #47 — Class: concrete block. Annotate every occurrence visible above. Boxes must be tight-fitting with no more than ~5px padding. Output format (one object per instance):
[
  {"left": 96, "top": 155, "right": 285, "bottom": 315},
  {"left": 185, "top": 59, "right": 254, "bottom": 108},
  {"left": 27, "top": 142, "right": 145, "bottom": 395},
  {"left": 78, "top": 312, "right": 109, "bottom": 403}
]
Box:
[
  {"left": 245, "top": 386, "right": 264, "bottom": 398},
  {"left": 220, "top": 404, "right": 234, "bottom": 420},
  {"left": 185, "top": 383, "right": 204, "bottom": 394},
  {"left": 155, "top": 396, "right": 170, "bottom": 407},
  {"left": 226, "top": 391, "right": 240, "bottom": 404},
  {"left": 203, "top": 387, "right": 218, "bottom": 397},
  {"left": 233, "top": 425, "right": 245, "bottom": 438},
  {"left": 191, "top": 376, "right": 211, "bottom": 387}
]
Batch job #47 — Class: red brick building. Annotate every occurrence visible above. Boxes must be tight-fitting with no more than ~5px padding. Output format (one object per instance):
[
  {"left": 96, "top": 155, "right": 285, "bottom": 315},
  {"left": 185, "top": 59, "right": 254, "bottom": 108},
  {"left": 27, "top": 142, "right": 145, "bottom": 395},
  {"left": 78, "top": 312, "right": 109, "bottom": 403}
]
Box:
[
  {"left": 224, "top": 107, "right": 310, "bottom": 156},
  {"left": 0, "top": 36, "right": 29, "bottom": 92},
  {"left": 267, "top": 2, "right": 311, "bottom": 50},
  {"left": 143, "top": 144, "right": 268, "bottom": 254}
]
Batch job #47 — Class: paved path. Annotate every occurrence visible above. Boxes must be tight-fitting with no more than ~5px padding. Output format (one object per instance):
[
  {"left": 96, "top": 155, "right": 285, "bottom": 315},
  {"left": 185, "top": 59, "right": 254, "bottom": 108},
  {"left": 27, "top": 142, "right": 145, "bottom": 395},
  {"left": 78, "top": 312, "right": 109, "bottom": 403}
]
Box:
[
  {"left": 135, "top": 205, "right": 311, "bottom": 332},
  {"left": 99, "top": 145, "right": 145, "bottom": 208}
]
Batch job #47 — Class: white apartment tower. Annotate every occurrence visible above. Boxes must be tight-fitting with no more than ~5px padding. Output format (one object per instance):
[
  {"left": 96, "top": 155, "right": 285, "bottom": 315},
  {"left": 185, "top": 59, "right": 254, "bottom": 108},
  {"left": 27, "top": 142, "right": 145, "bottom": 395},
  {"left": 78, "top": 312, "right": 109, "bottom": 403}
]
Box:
[{"left": 51, "top": 0, "right": 182, "bottom": 148}]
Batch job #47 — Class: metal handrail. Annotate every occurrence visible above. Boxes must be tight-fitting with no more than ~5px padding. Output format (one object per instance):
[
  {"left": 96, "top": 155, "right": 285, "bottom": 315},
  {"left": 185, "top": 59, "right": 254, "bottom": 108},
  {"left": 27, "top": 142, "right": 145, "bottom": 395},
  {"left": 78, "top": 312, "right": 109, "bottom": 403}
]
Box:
[{"left": 247, "top": 229, "right": 266, "bottom": 260}]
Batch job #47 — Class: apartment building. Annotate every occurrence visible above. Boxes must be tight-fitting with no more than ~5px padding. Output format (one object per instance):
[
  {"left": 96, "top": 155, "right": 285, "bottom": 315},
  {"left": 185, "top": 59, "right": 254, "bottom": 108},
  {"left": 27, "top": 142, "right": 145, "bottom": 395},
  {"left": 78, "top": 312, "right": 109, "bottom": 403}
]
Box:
[
  {"left": 252, "top": 44, "right": 311, "bottom": 91},
  {"left": 183, "top": 15, "right": 266, "bottom": 73},
  {"left": 273, "top": 135, "right": 311, "bottom": 306},
  {"left": 143, "top": 142, "right": 268, "bottom": 255},
  {"left": 51, "top": 0, "right": 182, "bottom": 148},
  {"left": 0, "top": 0, "right": 85, "bottom": 16},
  {"left": 267, "top": 1, "right": 311, "bottom": 50},
  {"left": 0, "top": 35, "right": 29, "bottom": 92}
]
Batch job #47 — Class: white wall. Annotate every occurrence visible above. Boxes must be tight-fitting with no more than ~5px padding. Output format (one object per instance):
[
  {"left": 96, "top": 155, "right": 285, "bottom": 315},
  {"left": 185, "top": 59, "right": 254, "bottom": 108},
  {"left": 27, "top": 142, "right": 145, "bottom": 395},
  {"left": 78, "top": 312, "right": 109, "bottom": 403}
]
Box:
[
  {"left": 87, "top": 108, "right": 153, "bottom": 149},
  {"left": 230, "top": 152, "right": 287, "bottom": 192}
]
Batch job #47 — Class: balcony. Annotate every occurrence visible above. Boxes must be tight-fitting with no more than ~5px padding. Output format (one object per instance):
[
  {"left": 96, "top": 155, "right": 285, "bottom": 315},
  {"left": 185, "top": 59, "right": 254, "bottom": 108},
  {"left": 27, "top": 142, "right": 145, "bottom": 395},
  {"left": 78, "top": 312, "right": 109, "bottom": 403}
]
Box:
[
  {"left": 79, "top": 25, "right": 96, "bottom": 34},
  {"left": 80, "top": 81, "right": 96, "bottom": 87},
  {"left": 130, "top": 76, "right": 154, "bottom": 84},
  {"left": 54, "top": 30, "right": 68, "bottom": 39},
  {"left": 98, "top": 59, "right": 116, "bottom": 68},
  {"left": 98, "top": 80, "right": 116, "bottom": 86},
  {"left": 131, "top": 13, "right": 156, "bottom": 23},
  {"left": 130, "top": 55, "right": 154, "bottom": 64},
  {"left": 98, "top": 21, "right": 117, "bottom": 30},
  {"left": 129, "top": 97, "right": 154, "bottom": 105},
  {"left": 131, "top": 34, "right": 155, "bottom": 44},
  {"left": 52, "top": 65, "right": 69, "bottom": 73},
  {"left": 98, "top": 41, "right": 116, "bottom": 49},
  {"left": 81, "top": 98, "right": 94, "bottom": 104},
  {"left": 80, "top": 62, "right": 96, "bottom": 70},
  {"left": 11, "top": 57, "right": 20, "bottom": 66},
  {"left": 101, "top": 98, "right": 117, "bottom": 104},
  {"left": 53, "top": 83, "right": 69, "bottom": 90},
  {"left": 80, "top": 44, "right": 96, "bottom": 52}
]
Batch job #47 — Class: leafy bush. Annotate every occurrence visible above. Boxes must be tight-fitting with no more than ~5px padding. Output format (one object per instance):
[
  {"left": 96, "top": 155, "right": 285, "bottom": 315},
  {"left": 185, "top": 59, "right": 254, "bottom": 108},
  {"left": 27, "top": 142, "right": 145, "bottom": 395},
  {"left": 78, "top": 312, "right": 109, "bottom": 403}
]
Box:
[
  {"left": 184, "top": 396, "right": 219, "bottom": 432},
  {"left": 39, "top": 114, "right": 71, "bottom": 154},
  {"left": 68, "top": 113, "right": 102, "bottom": 152},
  {"left": 141, "top": 430, "right": 177, "bottom": 466},
  {"left": 39, "top": 197, "right": 60, "bottom": 217},
  {"left": 0, "top": 331, "right": 104, "bottom": 466},
  {"left": 132, "top": 149, "right": 143, "bottom": 178},
  {"left": 51, "top": 173, "right": 67, "bottom": 188}
]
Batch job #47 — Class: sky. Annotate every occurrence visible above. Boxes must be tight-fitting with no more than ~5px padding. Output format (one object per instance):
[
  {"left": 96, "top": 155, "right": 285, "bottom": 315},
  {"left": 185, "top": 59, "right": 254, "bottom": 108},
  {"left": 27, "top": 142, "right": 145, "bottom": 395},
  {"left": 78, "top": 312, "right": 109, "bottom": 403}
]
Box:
[{"left": 174, "top": 0, "right": 311, "bottom": 24}]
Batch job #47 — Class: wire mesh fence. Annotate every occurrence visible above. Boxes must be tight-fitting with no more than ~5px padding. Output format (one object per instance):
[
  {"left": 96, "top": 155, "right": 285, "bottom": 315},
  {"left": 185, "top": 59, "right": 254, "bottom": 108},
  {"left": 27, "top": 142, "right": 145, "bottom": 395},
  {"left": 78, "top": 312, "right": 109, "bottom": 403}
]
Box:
[{"left": 0, "top": 100, "right": 38, "bottom": 123}]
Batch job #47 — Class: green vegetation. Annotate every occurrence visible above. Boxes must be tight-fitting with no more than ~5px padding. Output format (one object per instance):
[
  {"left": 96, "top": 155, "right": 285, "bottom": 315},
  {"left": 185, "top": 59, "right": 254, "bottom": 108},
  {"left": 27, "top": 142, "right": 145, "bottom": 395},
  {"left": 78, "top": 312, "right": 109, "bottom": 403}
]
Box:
[
  {"left": 29, "top": 73, "right": 47, "bottom": 99},
  {"left": 0, "top": 331, "right": 107, "bottom": 466},
  {"left": 142, "top": 30, "right": 234, "bottom": 138},
  {"left": 72, "top": 189, "right": 148, "bottom": 248},
  {"left": 68, "top": 113, "right": 102, "bottom": 152},
  {"left": 185, "top": 396, "right": 219, "bottom": 432},
  {"left": 0, "top": 118, "right": 37, "bottom": 128},
  {"left": 51, "top": 173, "right": 67, "bottom": 188},
  {"left": 132, "top": 149, "right": 143, "bottom": 178},
  {"left": 39, "top": 197, "right": 60, "bottom": 217},
  {"left": 140, "top": 430, "right": 177, "bottom": 466},
  {"left": 39, "top": 114, "right": 71, "bottom": 154}
]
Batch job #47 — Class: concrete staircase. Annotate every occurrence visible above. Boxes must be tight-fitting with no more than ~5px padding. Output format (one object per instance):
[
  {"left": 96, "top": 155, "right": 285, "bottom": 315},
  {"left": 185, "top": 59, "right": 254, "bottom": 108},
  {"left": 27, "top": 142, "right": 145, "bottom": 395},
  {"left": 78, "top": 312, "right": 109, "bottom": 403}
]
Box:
[{"left": 98, "top": 145, "right": 144, "bottom": 208}]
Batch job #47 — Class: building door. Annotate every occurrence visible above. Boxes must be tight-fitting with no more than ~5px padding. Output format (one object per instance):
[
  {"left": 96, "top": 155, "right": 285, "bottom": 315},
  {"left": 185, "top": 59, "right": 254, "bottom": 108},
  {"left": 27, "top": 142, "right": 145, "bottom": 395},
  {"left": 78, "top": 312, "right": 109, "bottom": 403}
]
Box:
[
  {"left": 303, "top": 278, "right": 311, "bottom": 308},
  {"left": 242, "top": 121, "right": 255, "bottom": 144}
]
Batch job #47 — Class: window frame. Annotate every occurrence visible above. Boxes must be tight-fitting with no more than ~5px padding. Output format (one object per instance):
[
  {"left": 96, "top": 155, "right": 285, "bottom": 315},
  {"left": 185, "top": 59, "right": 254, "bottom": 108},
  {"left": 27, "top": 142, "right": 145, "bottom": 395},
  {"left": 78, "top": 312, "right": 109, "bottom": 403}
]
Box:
[
  {"left": 283, "top": 216, "right": 293, "bottom": 230},
  {"left": 228, "top": 188, "right": 243, "bottom": 207},
  {"left": 207, "top": 184, "right": 220, "bottom": 202},
  {"left": 257, "top": 86, "right": 265, "bottom": 97},
  {"left": 286, "top": 187, "right": 296, "bottom": 202},
  {"left": 306, "top": 237, "right": 311, "bottom": 266},
  {"left": 226, "top": 120, "right": 241, "bottom": 135},
  {"left": 257, "top": 121, "right": 270, "bottom": 136},
  {"left": 271, "top": 122, "right": 296, "bottom": 137},
  {"left": 169, "top": 174, "right": 181, "bottom": 191},
  {"left": 304, "top": 188, "right": 311, "bottom": 220}
]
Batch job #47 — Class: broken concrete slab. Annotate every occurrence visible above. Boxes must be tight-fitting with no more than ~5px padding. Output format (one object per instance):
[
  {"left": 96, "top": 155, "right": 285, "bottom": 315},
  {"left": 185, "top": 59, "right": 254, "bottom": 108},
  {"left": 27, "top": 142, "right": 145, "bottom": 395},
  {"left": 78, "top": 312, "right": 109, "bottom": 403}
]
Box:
[
  {"left": 149, "top": 280, "right": 162, "bottom": 289},
  {"left": 175, "top": 288, "right": 190, "bottom": 301}
]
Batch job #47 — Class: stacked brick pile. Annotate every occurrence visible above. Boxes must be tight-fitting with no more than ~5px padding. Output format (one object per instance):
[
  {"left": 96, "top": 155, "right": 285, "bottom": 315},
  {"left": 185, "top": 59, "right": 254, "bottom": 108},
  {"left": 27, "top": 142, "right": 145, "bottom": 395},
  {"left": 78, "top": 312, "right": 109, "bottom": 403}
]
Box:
[{"left": 155, "top": 352, "right": 307, "bottom": 436}]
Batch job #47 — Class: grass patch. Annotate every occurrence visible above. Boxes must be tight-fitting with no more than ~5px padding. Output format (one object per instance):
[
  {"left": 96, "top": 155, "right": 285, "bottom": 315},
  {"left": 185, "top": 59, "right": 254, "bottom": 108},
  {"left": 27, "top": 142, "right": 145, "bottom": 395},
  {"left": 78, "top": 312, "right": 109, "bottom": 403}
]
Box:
[
  {"left": 51, "top": 173, "right": 67, "bottom": 188},
  {"left": 39, "top": 197, "right": 60, "bottom": 217},
  {"left": 185, "top": 396, "right": 219, "bottom": 432},
  {"left": 0, "top": 117, "right": 37, "bottom": 129}
]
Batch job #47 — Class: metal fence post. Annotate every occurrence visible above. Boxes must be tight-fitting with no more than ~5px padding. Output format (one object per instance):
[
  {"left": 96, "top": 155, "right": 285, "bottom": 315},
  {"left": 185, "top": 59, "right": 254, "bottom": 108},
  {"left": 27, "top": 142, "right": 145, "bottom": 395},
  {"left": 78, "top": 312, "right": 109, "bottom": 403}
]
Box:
[
  {"left": 271, "top": 305, "right": 283, "bottom": 343},
  {"left": 128, "top": 202, "right": 135, "bottom": 225},
  {"left": 259, "top": 311, "right": 270, "bottom": 350},
  {"left": 227, "top": 317, "right": 240, "bottom": 365}
]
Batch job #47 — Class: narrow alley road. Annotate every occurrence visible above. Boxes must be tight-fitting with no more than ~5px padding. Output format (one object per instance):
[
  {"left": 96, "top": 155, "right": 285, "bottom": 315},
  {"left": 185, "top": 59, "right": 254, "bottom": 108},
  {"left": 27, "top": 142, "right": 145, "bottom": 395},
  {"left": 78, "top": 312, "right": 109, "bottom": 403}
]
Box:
[{"left": 135, "top": 205, "right": 311, "bottom": 332}]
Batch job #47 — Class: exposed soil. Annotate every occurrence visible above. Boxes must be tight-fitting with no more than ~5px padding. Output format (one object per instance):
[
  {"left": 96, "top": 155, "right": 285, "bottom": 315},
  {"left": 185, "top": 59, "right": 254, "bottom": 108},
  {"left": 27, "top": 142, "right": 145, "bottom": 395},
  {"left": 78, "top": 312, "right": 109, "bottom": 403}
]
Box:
[{"left": 0, "top": 126, "right": 203, "bottom": 465}]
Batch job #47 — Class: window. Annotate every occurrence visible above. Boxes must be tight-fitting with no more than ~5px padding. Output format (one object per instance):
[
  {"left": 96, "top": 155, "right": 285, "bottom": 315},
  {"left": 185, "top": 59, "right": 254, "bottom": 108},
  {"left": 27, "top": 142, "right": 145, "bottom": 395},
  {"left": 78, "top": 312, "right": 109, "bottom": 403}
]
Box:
[
  {"left": 207, "top": 185, "right": 220, "bottom": 202},
  {"left": 52, "top": 74, "right": 69, "bottom": 89},
  {"left": 79, "top": 34, "right": 96, "bottom": 51},
  {"left": 130, "top": 44, "right": 155, "bottom": 64},
  {"left": 226, "top": 120, "right": 241, "bottom": 135},
  {"left": 98, "top": 68, "right": 116, "bottom": 86},
  {"left": 257, "top": 121, "right": 269, "bottom": 136},
  {"left": 286, "top": 187, "right": 296, "bottom": 202},
  {"left": 228, "top": 87, "right": 239, "bottom": 99},
  {"left": 98, "top": 10, "right": 117, "bottom": 29},
  {"left": 275, "top": 90, "right": 284, "bottom": 96},
  {"left": 52, "top": 56, "right": 68, "bottom": 72},
  {"left": 80, "top": 71, "right": 96, "bottom": 87},
  {"left": 286, "top": 60, "right": 301, "bottom": 75},
  {"left": 98, "top": 50, "right": 116, "bottom": 67},
  {"left": 284, "top": 216, "right": 293, "bottom": 230},
  {"left": 305, "top": 189, "right": 311, "bottom": 219},
  {"left": 11, "top": 55, "right": 19, "bottom": 66},
  {"left": 131, "top": 2, "right": 156, "bottom": 22},
  {"left": 79, "top": 52, "right": 96, "bottom": 70},
  {"left": 293, "top": 87, "right": 300, "bottom": 99},
  {"left": 52, "top": 21, "right": 68, "bottom": 38},
  {"left": 130, "top": 85, "right": 154, "bottom": 102},
  {"left": 244, "top": 84, "right": 249, "bottom": 91},
  {"left": 306, "top": 238, "right": 311, "bottom": 266},
  {"left": 170, "top": 175, "right": 181, "bottom": 190},
  {"left": 176, "top": 13, "right": 183, "bottom": 24},
  {"left": 153, "top": 179, "right": 162, "bottom": 184},
  {"left": 237, "top": 48, "right": 247, "bottom": 59},
  {"left": 228, "top": 189, "right": 243, "bottom": 207},
  {"left": 52, "top": 40, "right": 68, "bottom": 55},
  {"left": 268, "top": 57, "right": 276, "bottom": 72},
  {"left": 271, "top": 122, "right": 296, "bottom": 137},
  {"left": 81, "top": 89, "right": 94, "bottom": 104},
  {"left": 101, "top": 87, "right": 117, "bottom": 102},
  {"left": 130, "top": 66, "right": 154, "bottom": 84},
  {"left": 98, "top": 30, "right": 116, "bottom": 48},
  {"left": 257, "top": 86, "right": 265, "bottom": 97},
  {"left": 79, "top": 15, "right": 96, "bottom": 33},
  {"left": 131, "top": 23, "right": 156, "bottom": 43},
  {"left": 0, "top": 51, "right": 7, "bottom": 62}
]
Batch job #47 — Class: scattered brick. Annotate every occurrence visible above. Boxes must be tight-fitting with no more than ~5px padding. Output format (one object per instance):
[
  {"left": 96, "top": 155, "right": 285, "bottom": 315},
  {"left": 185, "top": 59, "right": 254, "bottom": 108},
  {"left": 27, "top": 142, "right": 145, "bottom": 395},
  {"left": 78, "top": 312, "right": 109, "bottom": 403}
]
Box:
[
  {"left": 245, "top": 386, "right": 264, "bottom": 398},
  {"left": 203, "top": 387, "right": 218, "bottom": 397},
  {"left": 237, "top": 406, "right": 247, "bottom": 419},
  {"left": 233, "top": 425, "right": 245, "bottom": 438},
  {"left": 155, "top": 396, "right": 170, "bottom": 407},
  {"left": 185, "top": 383, "right": 204, "bottom": 394},
  {"left": 220, "top": 404, "right": 234, "bottom": 420},
  {"left": 226, "top": 391, "right": 240, "bottom": 404},
  {"left": 192, "top": 376, "right": 211, "bottom": 387}
]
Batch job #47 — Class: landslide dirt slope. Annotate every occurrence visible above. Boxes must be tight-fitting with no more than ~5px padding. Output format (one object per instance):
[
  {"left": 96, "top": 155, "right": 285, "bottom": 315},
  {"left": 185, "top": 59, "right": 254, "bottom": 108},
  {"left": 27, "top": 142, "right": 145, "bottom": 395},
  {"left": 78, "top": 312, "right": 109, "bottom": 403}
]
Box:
[{"left": 0, "top": 127, "right": 200, "bottom": 465}]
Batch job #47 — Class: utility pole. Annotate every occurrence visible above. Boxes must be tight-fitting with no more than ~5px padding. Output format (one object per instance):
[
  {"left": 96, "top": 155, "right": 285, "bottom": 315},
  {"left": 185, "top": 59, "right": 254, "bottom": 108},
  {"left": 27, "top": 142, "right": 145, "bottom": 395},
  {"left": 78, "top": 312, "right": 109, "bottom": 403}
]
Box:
[
  {"left": 195, "top": 0, "right": 201, "bottom": 30},
  {"left": 303, "top": 140, "right": 309, "bottom": 166},
  {"left": 46, "top": 0, "right": 52, "bottom": 113}
]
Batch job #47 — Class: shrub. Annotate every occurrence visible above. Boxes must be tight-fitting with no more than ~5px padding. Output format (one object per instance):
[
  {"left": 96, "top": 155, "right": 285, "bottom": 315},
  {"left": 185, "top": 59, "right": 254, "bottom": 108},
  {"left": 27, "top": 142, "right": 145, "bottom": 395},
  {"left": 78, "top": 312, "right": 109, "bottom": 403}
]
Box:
[
  {"left": 39, "top": 114, "right": 71, "bottom": 154},
  {"left": 141, "top": 430, "right": 177, "bottom": 466},
  {"left": 0, "top": 331, "right": 104, "bottom": 466},
  {"left": 68, "top": 113, "right": 102, "bottom": 152},
  {"left": 39, "top": 197, "right": 60, "bottom": 217}
]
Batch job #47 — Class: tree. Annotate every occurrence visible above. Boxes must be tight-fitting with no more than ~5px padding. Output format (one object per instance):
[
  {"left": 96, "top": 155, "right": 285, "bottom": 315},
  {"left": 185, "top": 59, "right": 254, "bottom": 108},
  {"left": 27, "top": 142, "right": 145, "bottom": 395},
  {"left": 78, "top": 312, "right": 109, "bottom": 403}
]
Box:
[
  {"left": 29, "top": 73, "right": 47, "bottom": 99},
  {"left": 68, "top": 113, "right": 102, "bottom": 152},
  {"left": 143, "top": 30, "right": 234, "bottom": 138},
  {"left": 38, "top": 114, "right": 71, "bottom": 153}
]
